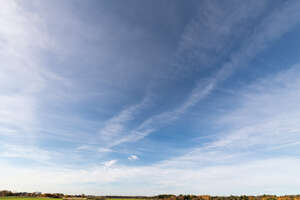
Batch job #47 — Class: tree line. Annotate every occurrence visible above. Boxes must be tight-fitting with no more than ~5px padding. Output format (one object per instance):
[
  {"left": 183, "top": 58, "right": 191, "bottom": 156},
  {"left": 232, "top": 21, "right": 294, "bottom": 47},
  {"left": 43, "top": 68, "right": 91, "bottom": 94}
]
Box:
[{"left": 1, "top": 190, "right": 300, "bottom": 200}]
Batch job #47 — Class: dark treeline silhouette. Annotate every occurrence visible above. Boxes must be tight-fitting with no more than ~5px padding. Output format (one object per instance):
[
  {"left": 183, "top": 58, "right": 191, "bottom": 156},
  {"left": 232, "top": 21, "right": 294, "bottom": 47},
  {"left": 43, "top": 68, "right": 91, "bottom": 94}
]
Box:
[
  {"left": 1, "top": 190, "right": 300, "bottom": 200},
  {"left": 0, "top": 190, "right": 64, "bottom": 198}
]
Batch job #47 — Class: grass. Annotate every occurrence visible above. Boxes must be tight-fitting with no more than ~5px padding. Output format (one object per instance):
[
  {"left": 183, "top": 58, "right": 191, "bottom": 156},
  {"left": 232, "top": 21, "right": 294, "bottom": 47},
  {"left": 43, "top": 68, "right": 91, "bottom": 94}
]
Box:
[
  {"left": 0, "top": 198, "right": 62, "bottom": 200},
  {"left": 0, "top": 198, "right": 149, "bottom": 200},
  {"left": 106, "top": 199, "right": 149, "bottom": 200}
]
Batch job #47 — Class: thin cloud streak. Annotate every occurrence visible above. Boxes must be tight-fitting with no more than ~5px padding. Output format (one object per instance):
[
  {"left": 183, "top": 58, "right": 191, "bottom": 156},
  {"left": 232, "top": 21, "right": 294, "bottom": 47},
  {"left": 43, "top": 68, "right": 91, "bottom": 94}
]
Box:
[{"left": 98, "top": 95, "right": 152, "bottom": 146}]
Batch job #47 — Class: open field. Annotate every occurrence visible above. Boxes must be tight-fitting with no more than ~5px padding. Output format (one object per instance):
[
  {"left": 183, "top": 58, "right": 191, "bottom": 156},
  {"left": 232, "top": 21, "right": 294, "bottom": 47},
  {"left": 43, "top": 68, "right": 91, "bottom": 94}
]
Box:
[
  {"left": 106, "top": 199, "right": 149, "bottom": 200},
  {"left": 0, "top": 198, "right": 149, "bottom": 200},
  {"left": 0, "top": 198, "right": 147, "bottom": 200},
  {"left": 0, "top": 198, "right": 62, "bottom": 200}
]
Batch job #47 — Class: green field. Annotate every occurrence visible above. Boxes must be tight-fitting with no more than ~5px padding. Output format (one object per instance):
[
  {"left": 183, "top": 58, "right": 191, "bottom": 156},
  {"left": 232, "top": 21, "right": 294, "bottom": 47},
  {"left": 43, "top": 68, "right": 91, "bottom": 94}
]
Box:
[
  {"left": 0, "top": 197, "right": 149, "bottom": 200},
  {"left": 0, "top": 198, "right": 62, "bottom": 200},
  {"left": 106, "top": 199, "right": 148, "bottom": 200}
]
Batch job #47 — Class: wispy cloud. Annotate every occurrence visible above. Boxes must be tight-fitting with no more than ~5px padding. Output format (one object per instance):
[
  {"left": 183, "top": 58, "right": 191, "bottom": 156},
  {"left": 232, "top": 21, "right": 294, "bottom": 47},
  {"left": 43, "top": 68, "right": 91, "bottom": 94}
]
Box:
[
  {"left": 1, "top": 156, "right": 300, "bottom": 195},
  {"left": 0, "top": 1, "right": 42, "bottom": 136},
  {"left": 0, "top": 0, "right": 71, "bottom": 138},
  {"left": 2, "top": 0, "right": 300, "bottom": 195},
  {"left": 158, "top": 63, "right": 300, "bottom": 172},
  {"left": 98, "top": 147, "right": 114, "bottom": 153},
  {"left": 128, "top": 155, "right": 139, "bottom": 161},
  {"left": 0, "top": 143, "right": 58, "bottom": 164},
  {"left": 6, "top": 63, "right": 299, "bottom": 194},
  {"left": 175, "top": 0, "right": 268, "bottom": 75},
  {"left": 103, "top": 160, "right": 118, "bottom": 168},
  {"left": 210, "top": 64, "right": 300, "bottom": 151},
  {"left": 97, "top": 95, "right": 152, "bottom": 147},
  {"left": 111, "top": 0, "right": 300, "bottom": 147}
]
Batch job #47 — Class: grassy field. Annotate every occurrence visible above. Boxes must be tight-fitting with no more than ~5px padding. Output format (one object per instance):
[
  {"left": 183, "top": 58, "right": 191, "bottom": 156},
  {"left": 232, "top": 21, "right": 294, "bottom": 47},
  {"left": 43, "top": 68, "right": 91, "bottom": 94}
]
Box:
[
  {"left": 0, "top": 197, "right": 149, "bottom": 200},
  {"left": 0, "top": 198, "right": 62, "bottom": 200},
  {"left": 106, "top": 199, "right": 148, "bottom": 200},
  {"left": 0, "top": 198, "right": 148, "bottom": 200}
]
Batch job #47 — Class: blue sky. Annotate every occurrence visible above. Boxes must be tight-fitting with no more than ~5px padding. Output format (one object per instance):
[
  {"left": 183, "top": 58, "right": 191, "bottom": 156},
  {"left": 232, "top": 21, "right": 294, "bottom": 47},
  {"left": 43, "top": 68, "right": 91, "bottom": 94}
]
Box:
[{"left": 1, "top": 0, "right": 300, "bottom": 196}]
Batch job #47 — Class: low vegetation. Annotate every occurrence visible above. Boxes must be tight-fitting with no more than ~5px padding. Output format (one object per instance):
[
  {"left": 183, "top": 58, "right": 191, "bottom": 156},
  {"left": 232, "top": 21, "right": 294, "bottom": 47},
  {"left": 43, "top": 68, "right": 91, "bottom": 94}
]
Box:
[
  {"left": 1, "top": 190, "right": 300, "bottom": 200},
  {"left": 0, "top": 198, "right": 59, "bottom": 200}
]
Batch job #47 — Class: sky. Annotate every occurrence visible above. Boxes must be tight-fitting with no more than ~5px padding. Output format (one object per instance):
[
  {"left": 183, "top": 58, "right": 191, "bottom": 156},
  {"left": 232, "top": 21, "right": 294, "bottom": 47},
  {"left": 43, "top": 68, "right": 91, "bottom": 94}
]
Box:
[{"left": 1, "top": 0, "right": 300, "bottom": 196}]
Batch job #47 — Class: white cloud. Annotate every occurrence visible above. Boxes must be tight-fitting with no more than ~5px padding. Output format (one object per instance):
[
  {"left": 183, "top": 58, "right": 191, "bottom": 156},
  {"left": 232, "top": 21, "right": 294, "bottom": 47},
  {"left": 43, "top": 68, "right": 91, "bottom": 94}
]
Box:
[
  {"left": 98, "top": 95, "right": 151, "bottom": 147},
  {"left": 211, "top": 64, "right": 300, "bottom": 151},
  {"left": 0, "top": 144, "right": 56, "bottom": 163},
  {"left": 158, "top": 64, "right": 300, "bottom": 173},
  {"left": 77, "top": 145, "right": 114, "bottom": 153},
  {"left": 103, "top": 160, "right": 117, "bottom": 168},
  {"left": 2, "top": 63, "right": 298, "bottom": 195},
  {"left": 76, "top": 145, "right": 92, "bottom": 151},
  {"left": 128, "top": 155, "right": 139, "bottom": 161},
  {"left": 0, "top": 1, "right": 42, "bottom": 135},
  {"left": 0, "top": 0, "right": 70, "bottom": 137},
  {"left": 1, "top": 157, "right": 300, "bottom": 195},
  {"left": 1, "top": 0, "right": 300, "bottom": 195},
  {"left": 98, "top": 147, "right": 114, "bottom": 153}
]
